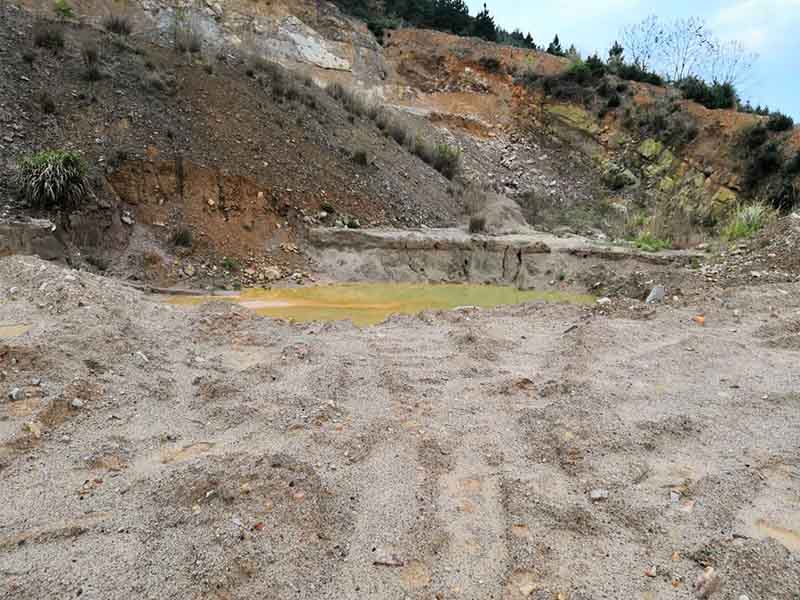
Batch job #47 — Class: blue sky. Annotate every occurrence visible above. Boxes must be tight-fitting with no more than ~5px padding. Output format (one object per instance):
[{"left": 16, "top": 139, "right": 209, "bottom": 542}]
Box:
[{"left": 466, "top": 0, "right": 800, "bottom": 119}]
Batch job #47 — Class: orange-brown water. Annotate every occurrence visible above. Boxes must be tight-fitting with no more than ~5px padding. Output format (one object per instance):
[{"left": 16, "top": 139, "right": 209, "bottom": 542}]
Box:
[{"left": 168, "top": 283, "right": 594, "bottom": 326}]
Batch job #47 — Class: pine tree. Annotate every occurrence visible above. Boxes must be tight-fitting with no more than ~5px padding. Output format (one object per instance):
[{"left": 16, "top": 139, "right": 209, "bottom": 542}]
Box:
[
  {"left": 608, "top": 40, "right": 624, "bottom": 66},
  {"left": 524, "top": 32, "right": 535, "bottom": 49},
  {"left": 472, "top": 3, "right": 497, "bottom": 42},
  {"left": 546, "top": 34, "right": 564, "bottom": 57}
]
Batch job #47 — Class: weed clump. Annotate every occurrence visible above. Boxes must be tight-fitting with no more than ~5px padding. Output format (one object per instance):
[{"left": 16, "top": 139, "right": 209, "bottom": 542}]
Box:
[
  {"left": 104, "top": 15, "right": 132, "bottom": 36},
  {"left": 15, "top": 150, "right": 89, "bottom": 210},
  {"left": 469, "top": 215, "right": 486, "bottom": 233},
  {"left": 33, "top": 24, "right": 65, "bottom": 50},
  {"left": 633, "top": 232, "right": 671, "bottom": 252},
  {"left": 722, "top": 203, "right": 775, "bottom": 240},
  {"left": 172, "top": 228, "right": 192, "bottom": 248},
  {"left": 81, "top": 42, "right": 102, "bottom": 82}
]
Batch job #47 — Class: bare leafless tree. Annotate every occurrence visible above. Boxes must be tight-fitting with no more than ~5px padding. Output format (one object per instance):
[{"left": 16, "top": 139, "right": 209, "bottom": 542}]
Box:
[
  {"left": 703, "top": 38, "right": 758, "bottom": 87},
  {"left": 660, "top": 17, "right": 713, "bottom": 81},
  {"left": 620, "top": 15, "right": 663, "bottom": 71}
]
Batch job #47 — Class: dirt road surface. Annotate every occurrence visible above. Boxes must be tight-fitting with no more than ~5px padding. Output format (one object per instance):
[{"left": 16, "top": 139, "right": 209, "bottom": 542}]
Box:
[{"left": 1, "top": 255, "right": 799, "bottom": 599}]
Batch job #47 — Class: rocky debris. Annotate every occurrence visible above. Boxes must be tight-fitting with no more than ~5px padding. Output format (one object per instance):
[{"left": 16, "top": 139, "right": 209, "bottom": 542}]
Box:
[
  {"left": 7, "top": 386, "right": 24, "bottom": 402},
  {"left": 694, "top": 567, "right": 720, "bottom": 598},
  {"left": 70, "top": 398, "right": 85, "bottom": 410},
  {"left": 702, "top": 215, "right": 800, "bottom": 286},
  {"left": 589, "top": 488, "right": 609, "bottom": 502},
  {"left": 602, "top": 161, "right": 638, "bottom": 190},
  {"left": 646, "top": 286, "right": 666, "bottom": 304},
  {"left": 373, "top": 548, "right": 404, "bottom": 567}
]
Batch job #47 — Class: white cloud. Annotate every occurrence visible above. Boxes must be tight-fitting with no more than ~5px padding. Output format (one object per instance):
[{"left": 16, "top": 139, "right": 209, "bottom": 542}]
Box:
[{"left": 712, "top": 0, "right": 800, "bottom": 51}]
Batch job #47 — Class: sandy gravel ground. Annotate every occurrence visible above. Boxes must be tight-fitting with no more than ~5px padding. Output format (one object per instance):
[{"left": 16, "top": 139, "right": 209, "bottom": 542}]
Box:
[{"left": 1, "top": 255, "right": 799, "bottom": 599}]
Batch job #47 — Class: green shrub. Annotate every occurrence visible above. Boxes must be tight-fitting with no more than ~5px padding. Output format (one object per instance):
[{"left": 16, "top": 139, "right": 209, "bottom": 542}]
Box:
[
  {"left": 584, "top": 54, "right": 606, "bottom": 78},
  {"left": 53, "top": 0, "right": 74, "bottom": 19},
  {"left": 222, "top": 257, "right": 239, "bottom": 272},
  {"left": 785, "top": 152, "right": 800, "bottom": 176},
  {"left": 617, "top": 63, "right": 663, "bottom": 86},
  {"left": 766, "top": 179, "right": 799, "bottom": 212},
  {"left": 740, "top": 123, "right": 769, "bottom": 151},
  {"left": 104, "top": 15, "right": 132, "bottom": 35},
  {"left": 515, "top": 70, "right": 539, "bottom": 88},
  {"left": 722, "top": 203, "right": 775, "bottom": 240},
  {"left": 33, "top": 24, "right": 65, "bottom": 50},
  {"left": 744, "top": 142, "right": 784, "bottom": 189},
  {"left": 367, "top": 16, "right": 401, "bottom": 44},
  {"left": 478, "top": 56, "right": 502, "bottom": 73},
  {"left": 634, "top": 101, "right": 699, "bottom": 149},
  {"left": 678, "top": 77, "right": 737, "bottom": 110},
  {"left": 565, "top": 61, "right": 593, "bottom": 85},
  {"left": 634, "top": 232, "right": 671, "bottom": 252},
  {"left": 172, "top": 228, "right": 192, "bottom": 247},
  {"left": 431, "top": 143, "right": 461, "bottom": 180},
  {"left": 15, "top": 150, "right": 89, "bottom": 210},
  {"left": 766, "top": 112, "right": 794, "bottom": 132},
  {"left": 606, "top": 93, "right": 621, "bottom": 109}
]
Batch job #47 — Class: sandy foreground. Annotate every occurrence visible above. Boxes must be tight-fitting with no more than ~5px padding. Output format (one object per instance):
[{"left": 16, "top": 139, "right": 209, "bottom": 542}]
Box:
[{"left": 1, "top": 255, "right": 799, "bottom": 599}]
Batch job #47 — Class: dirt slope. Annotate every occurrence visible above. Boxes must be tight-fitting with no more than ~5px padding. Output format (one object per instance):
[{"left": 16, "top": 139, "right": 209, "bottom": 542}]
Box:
[
  {"left": 2, "top": 256, "right": 800, "bottom": 599},
  {"left": 0, "top": 5, "right": 460, "bottom": 283}
]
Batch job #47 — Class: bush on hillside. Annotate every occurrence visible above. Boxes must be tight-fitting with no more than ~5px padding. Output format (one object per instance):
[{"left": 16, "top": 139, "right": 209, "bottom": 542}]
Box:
[
  {"left": 81, "top": 42, "right": 102, "bottom": 82},
  {"left": 744, "top": 142, "right": 784, "bottom": 189},
  {"left": 478, "top": 56, "right": 503, "bottom": 74},
  {"left": 33, "top": 23, "right": 65, "bottom": 50},
  {"left": 431, "top": 143, "right": 461, "bottom": 180},
  {"left": 616, "top": 63, "right": 663, "bottom": 86},
  {"left": 766, "top": 112, "right": 794, "bottom": 132},
  {"left": 15, "top": 150, "right": 89, "bottom": 210},
  {"left": 104, "top": 15, "right": 132, "bottom": 36},
  {"left": 740, "top": 123, "right": 769, "bottom": 152},
  {"left": 765, "top": 179, "right": 799, "bottom": 212},
  {"left": 678, "top": 77, "right": 737, "bottom": 110},
  {"left": 722, "top": 203, "right": 776, "bottom": 240},
  {"left": 53, "top": 0, "right": 74, "bottom": 20},
  {"left": 785, "top": 152, "right": 800, "bottom": 176},
  {"left": 634, "top": 101, "right": 699, "bottom": 149},
  {"left": 564, "top": 61, "right": 594, "bottom": 86},
  {"left": 584, "top": 54, "right": 606, "bottom": 78},
  {"left": 172, "top": 228, "right": 192, "bottom": 247}
]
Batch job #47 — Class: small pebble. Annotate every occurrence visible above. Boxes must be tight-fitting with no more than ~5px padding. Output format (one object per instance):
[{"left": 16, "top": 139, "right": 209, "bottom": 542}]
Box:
[
  {"left": 8, "top": 387, "right": 24, "bottom": 402},
  {"left": 70, "top": 399, "right": 85, "bottom": 409}
]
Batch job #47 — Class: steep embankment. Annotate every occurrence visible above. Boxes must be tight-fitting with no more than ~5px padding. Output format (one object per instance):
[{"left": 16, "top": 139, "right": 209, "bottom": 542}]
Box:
[
  {"left": 3, "top": 0, "right": 797, "bottom": 284},
  {"left": 0, "top": 1, "right": 460, "bottom": 285}
]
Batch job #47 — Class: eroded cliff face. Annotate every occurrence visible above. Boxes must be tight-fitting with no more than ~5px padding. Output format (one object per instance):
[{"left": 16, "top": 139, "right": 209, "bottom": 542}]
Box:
[
  {"left": 15, "top": 0, "right": 791, "bottom": 244},
  {"left": 21, "top": 0, "right": 387, "bottom": 83}
]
